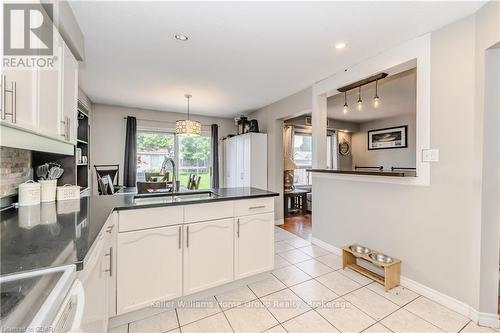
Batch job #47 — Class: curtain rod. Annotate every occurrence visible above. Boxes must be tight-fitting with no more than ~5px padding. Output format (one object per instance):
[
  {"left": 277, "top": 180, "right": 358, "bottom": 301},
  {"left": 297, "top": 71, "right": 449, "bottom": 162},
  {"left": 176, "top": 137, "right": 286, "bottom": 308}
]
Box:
[{"left": 123, "top": 116, "right": 216, "bottom": 127}]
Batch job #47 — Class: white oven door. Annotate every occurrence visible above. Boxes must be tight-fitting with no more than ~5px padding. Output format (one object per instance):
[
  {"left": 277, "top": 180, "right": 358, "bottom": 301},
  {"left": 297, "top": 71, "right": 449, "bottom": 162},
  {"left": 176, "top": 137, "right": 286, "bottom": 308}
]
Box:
[{"left": 51, "top": 279, "right": 85, "bottom": 333}]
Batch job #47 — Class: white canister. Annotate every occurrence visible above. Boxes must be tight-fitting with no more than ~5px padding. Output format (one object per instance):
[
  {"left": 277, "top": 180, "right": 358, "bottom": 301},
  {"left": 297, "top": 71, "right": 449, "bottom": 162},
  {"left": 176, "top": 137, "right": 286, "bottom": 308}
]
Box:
[
  {"left": 18, "top": 180, "right": 41, "bottom": 206},
  {"left": 39, "top": 179, "right": 57, "bottom": 202},
  {"left": 56, "top": 185, "right": 81, "bottom": 201}
]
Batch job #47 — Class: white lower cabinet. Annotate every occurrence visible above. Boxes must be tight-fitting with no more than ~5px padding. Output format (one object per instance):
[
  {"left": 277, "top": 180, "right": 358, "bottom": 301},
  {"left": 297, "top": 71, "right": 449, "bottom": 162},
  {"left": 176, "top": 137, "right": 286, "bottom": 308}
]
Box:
[
  {"left": 116, "top": 225, "right": 183, "bottom": 315},
  {"left": 235, "top": 213, "right": 274, "bottom": 279},
  {"left": 183, "top": 218, "right": 234, "bottom": 295},
  {"left": 112, "top": 199, "right": 275, "bottom": 316}
]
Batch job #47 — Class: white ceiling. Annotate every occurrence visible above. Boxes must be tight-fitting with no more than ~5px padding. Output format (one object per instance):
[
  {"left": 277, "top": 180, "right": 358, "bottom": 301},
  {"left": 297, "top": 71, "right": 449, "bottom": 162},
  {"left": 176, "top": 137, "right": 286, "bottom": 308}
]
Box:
[
  {"left": 327, "top": 68, "right": 416, "bottom": 123},
  {"left": 70, "top": 1, "right": 484, "bottom": 118}
]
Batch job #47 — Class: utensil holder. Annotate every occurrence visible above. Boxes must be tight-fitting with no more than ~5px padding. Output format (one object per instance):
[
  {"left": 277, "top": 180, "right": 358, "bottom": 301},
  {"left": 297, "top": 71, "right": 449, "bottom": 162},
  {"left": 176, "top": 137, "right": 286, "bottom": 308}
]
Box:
[{"left": 40, "top": 179, "right": 57, "bottom": 202}]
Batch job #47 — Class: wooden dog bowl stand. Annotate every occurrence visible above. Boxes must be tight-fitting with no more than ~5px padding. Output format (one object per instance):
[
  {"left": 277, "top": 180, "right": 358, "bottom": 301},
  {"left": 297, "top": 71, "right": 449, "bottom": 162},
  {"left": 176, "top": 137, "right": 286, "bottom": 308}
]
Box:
[{"left": 342, "top": 246, "right": 401, "bottom": 291}]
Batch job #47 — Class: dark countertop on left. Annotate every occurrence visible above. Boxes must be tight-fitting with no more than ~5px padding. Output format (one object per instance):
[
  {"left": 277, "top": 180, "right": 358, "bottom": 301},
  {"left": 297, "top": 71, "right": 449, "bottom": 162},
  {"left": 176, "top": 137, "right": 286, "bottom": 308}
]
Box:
[{"left": 0, "top": 187, "right": 278, "bottom": 276}]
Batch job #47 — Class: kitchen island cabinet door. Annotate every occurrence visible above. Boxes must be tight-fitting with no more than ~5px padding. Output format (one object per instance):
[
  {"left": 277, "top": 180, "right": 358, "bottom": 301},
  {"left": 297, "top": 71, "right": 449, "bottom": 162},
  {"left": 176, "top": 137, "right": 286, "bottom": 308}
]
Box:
[
  {"left": 235, "top": 213, "right": 274, "bottom": 279},
  {"left": 183, "top": 218, "right": 234, "bottom": 295},
  {"left": 116, "top": 225, "right": 182, "bottom": 315}
]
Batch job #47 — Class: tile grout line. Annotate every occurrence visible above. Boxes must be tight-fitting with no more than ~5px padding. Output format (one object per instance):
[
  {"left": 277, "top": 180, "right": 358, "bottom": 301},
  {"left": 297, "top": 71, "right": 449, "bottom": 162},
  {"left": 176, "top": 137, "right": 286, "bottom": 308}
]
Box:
[{"left": 217, "top": 300, "right": 236, "bottom": 333}]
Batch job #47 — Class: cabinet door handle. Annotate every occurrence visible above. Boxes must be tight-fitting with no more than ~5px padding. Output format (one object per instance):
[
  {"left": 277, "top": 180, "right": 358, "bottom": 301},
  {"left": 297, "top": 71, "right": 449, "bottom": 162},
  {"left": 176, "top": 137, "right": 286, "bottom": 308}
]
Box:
[
  {"left": 178, "top": 226, "right": 181, "bottom": 249},
  {"left": 104, "top": 247, "right": 113, "bottom": 277},
  {"left": 66, "top": 116, "right": 71, "bottom": 140},
  {"left": 106, "top": 225, "right": 114, "bottom": 234},
  {"left": 249, "top": 205, "right": 266, "bottom": 210},
  {"left": 237, "top": 218, "right": 240, "bottom": 238},
  {"left": 11, "top": 81, "right": 16, "bottom": 124},
  {"left": 1, "top": 75, "right": 5, "bottom": 119},
  {"left": 1, "top": 76, "right": 16, "bottom": 123},
  {"left": 186, "top": 226, "right": 190, "bottom": 248},
  {"left": 60, "top": 118, "right": 67, "bottom": 137}
]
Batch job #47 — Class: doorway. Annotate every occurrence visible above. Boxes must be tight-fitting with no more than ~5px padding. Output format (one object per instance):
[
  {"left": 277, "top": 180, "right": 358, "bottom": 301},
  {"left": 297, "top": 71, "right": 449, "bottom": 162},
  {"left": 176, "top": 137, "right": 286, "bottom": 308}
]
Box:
[{"left": 279, "top": 114, "right": 337, "bottom": 240}]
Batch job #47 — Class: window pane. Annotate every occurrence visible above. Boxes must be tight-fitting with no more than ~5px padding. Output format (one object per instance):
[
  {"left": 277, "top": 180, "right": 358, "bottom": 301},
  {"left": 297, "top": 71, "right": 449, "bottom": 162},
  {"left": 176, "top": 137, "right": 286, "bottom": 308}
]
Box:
[
  {"left": 136, "top": 131, "right": 175, "bottom": 181},
  {"left": 178, "top": 135, "right": 211, "bottom": 189},
  {"left": 293, "top": 134, "right": 312, "bottom": 168}
]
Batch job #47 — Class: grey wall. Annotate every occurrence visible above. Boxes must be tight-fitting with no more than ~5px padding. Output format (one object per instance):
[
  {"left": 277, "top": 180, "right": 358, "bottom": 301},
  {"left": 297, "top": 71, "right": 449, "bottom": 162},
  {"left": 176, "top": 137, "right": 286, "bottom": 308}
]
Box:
[
  {"left": 337, "top": 131, "right": 352, "bottom": 170},
  {"left": 351, "top": 114, "right": 416, "bottom": 170},
  {"left": 247, "top": 87, "right": 312, "bottom": 223},
  {"left": 91, "top": 104, "right": 236, "bottom": 194},
  {"left": 312, "top": 2, "right": 499, "bottom": 315}
]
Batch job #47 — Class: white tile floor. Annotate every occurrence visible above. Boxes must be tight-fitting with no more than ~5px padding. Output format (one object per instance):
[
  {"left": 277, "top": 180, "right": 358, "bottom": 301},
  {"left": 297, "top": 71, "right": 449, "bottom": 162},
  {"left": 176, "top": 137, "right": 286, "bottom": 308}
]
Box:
[{"left": 110, "top": 227, "right": 498, "bottom": 333}]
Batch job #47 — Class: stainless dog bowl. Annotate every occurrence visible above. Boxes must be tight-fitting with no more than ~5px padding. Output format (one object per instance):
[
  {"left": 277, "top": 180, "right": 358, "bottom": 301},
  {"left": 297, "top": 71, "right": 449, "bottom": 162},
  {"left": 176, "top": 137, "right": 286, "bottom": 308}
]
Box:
[
  {"left": 369, "top": 253, "right": 394, "bottom": 264},
  {"left": 349, "top": 245, "right": 371, "bottom": 254}
]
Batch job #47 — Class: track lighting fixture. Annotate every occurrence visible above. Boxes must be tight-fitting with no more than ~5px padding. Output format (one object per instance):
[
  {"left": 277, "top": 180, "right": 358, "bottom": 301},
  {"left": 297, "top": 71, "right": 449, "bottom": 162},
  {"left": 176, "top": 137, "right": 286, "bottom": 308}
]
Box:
[
  {"left": 343, "top": 91, "right": 348, "bottom": 114},
  {"left": 337, "top": 72, "right": 388, "bottom": 115},
  {"left": 373, "top": 79, "right": 380, "bottom": 108},
  {"left": 357, "top": 86, "right": 362, "bottom": 111}
]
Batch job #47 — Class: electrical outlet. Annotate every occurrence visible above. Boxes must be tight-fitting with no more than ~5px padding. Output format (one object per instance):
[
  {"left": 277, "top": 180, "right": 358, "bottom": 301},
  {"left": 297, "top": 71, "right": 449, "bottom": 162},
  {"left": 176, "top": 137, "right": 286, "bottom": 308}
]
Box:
[{"left": 422, "top": 149, "right": 439, "bottom": 162}]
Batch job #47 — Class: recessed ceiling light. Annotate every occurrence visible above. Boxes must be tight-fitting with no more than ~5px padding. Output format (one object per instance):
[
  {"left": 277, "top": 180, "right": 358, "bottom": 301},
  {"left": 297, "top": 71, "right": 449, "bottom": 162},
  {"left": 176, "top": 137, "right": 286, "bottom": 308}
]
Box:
[
  {"left": 335, "top": 42, "right": 346, "bottom": 50},
  {"left": 174, "top": 34, "right": 189, "bottom": 41}
]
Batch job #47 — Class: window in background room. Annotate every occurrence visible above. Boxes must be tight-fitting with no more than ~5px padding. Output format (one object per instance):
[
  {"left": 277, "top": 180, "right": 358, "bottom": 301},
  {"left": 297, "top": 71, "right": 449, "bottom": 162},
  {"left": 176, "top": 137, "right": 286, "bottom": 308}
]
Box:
[
  {"left": 136, "top": 131, "right": 175, "bottom": 182},
  {"left": 178, "top": 134, "right": 211, "bottom": 189},
  {"left": 293, "top": 134, "right": 312, "bottom": 185},
  {"left": 293, "top": 132, "right": 336, "bottom": 185}
]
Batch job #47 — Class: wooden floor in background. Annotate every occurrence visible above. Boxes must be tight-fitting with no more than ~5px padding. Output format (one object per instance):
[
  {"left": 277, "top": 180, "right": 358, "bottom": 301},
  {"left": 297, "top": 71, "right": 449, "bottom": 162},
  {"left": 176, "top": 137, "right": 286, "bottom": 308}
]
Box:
[{"left": 279, "top": 213, "right": 312, "bottom": 241}]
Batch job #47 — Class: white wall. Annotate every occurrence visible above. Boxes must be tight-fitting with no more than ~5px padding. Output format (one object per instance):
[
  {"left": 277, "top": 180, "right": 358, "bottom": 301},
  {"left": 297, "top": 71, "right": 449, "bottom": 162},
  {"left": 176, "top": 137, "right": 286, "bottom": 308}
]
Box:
[
  {"left": 247, "top": 87, "right": 312, "bottom": 223},
  {"left": 91, "top": 104, "right": 236, "bottom": 194},
  {"left": 312, "top": 1, "right": 499, "bottom": 321},
  {"left": 351, "top": 114, "right": 416, "bottom": 170}
]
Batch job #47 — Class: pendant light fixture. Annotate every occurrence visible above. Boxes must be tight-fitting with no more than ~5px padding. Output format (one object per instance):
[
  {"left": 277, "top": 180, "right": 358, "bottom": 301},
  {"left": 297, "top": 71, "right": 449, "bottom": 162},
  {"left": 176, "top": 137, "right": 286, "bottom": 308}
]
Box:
[
  {"left": 176, "top": 94, "right": 201, "bottom": 136},
  {"left": 357, "top": 86, "right": 362, "bottom": 111},
  {"left": 343, "top": 91, "right": 348, "bottom": 114},
  {"left": 373, "top": 79, "right": 380, "bottom": 108}
]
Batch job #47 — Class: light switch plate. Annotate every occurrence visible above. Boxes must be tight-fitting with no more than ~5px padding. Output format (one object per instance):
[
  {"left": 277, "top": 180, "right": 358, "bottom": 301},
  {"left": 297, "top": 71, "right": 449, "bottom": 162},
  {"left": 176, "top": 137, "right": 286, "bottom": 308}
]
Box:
[{"left": 422, "top": 149, "right": 439, "bottom": 162}]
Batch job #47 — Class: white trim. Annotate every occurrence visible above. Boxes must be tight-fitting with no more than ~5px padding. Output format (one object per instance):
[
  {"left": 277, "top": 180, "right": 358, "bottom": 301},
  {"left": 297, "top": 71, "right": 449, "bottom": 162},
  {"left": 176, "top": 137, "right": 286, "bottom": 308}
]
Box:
[
  {"left": 311, "top": 237, "right": 500, "bottom": 328},
  {"left": 0, "top": 124, "right": 74, "bottom": 155},
  {"left": 311, "top": 34, "right": 431, "bottom": 186},
  {"left": 312, "top": 237, "right": 342, "bottom": 255},
  {"left": 275, "top": 218, "right": 284, "bottom": 226}
]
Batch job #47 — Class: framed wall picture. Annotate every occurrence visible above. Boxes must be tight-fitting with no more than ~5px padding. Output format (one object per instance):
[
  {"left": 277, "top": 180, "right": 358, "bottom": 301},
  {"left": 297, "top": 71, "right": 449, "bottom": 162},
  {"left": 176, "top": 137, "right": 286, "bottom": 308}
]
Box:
[{"left": 368, "top": 125, "right": 408, "bottom": 150}]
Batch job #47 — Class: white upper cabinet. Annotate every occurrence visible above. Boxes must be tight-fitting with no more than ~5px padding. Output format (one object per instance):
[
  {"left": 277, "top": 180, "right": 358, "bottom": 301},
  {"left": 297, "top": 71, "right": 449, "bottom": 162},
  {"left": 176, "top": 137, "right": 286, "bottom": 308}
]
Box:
[
  {"left": 1, "top": 69, "right": 38, "bottom": 131},
  {"left": 1, "top": 18, "right": 38, "bottom": 130},
  {"left": 183, "top": 218, "right": 234, "bottom": 295},
  {"left": 224, "top": 133, "right": 268, "bottom": 190},
  {"left": 1, "top": 20, "right": 79, "bottom": 148},
  {"left": 61, "top": 40, "right": 78, "bottom": 144},
  {"left": 37, "top": 25, "right": 63, "bottom": 139}
]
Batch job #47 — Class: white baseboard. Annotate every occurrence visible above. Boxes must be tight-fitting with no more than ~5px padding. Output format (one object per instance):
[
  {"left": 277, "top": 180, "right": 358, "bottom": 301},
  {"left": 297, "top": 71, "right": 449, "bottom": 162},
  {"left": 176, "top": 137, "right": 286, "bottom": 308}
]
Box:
[
  {"left": 311, "top": 237, "right": 500, "bottom": 328},
  {"left": 275, "top": 218, "right": 284, "bottom": 226},
  {"left": 312, "top": 237, "right": 342, "bottom": 255}
]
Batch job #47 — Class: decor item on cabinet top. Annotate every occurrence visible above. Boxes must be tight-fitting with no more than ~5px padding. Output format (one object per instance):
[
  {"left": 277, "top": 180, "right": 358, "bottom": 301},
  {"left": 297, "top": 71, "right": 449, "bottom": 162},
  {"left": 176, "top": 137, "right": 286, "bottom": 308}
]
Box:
[
  {"left": 248, "top": 119, "right": 259, "bottom": 133},
  {"left": 236, "top": 116, "right": 248, "bottom": 135}
]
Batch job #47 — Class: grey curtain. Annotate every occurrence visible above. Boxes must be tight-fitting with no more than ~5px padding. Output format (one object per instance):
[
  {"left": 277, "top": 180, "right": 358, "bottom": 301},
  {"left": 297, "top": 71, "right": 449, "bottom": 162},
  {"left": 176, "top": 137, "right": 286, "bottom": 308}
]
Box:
[
  {"left": 211, "top": 124, "right": 219, "bottom": 188},
  {"left": 124, "top": 116, "right": 137, "bottom": 187}
]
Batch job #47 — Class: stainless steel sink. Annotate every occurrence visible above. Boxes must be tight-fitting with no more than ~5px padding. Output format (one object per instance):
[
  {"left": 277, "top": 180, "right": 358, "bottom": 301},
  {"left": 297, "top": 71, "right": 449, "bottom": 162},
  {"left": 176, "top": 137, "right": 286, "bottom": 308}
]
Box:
[{"left": 133, "top": 191, "right": 218, "bottom": 204}]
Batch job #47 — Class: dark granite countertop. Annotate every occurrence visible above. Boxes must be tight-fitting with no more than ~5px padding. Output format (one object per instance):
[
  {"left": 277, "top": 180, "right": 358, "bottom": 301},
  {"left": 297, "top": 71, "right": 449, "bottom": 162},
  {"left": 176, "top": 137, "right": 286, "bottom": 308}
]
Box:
[
  {"left": 306, "top": 168, "right": 417, "bottom": 177},
  {"left": 0, "top": 187, "right": 278, "bottom": 276}
]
